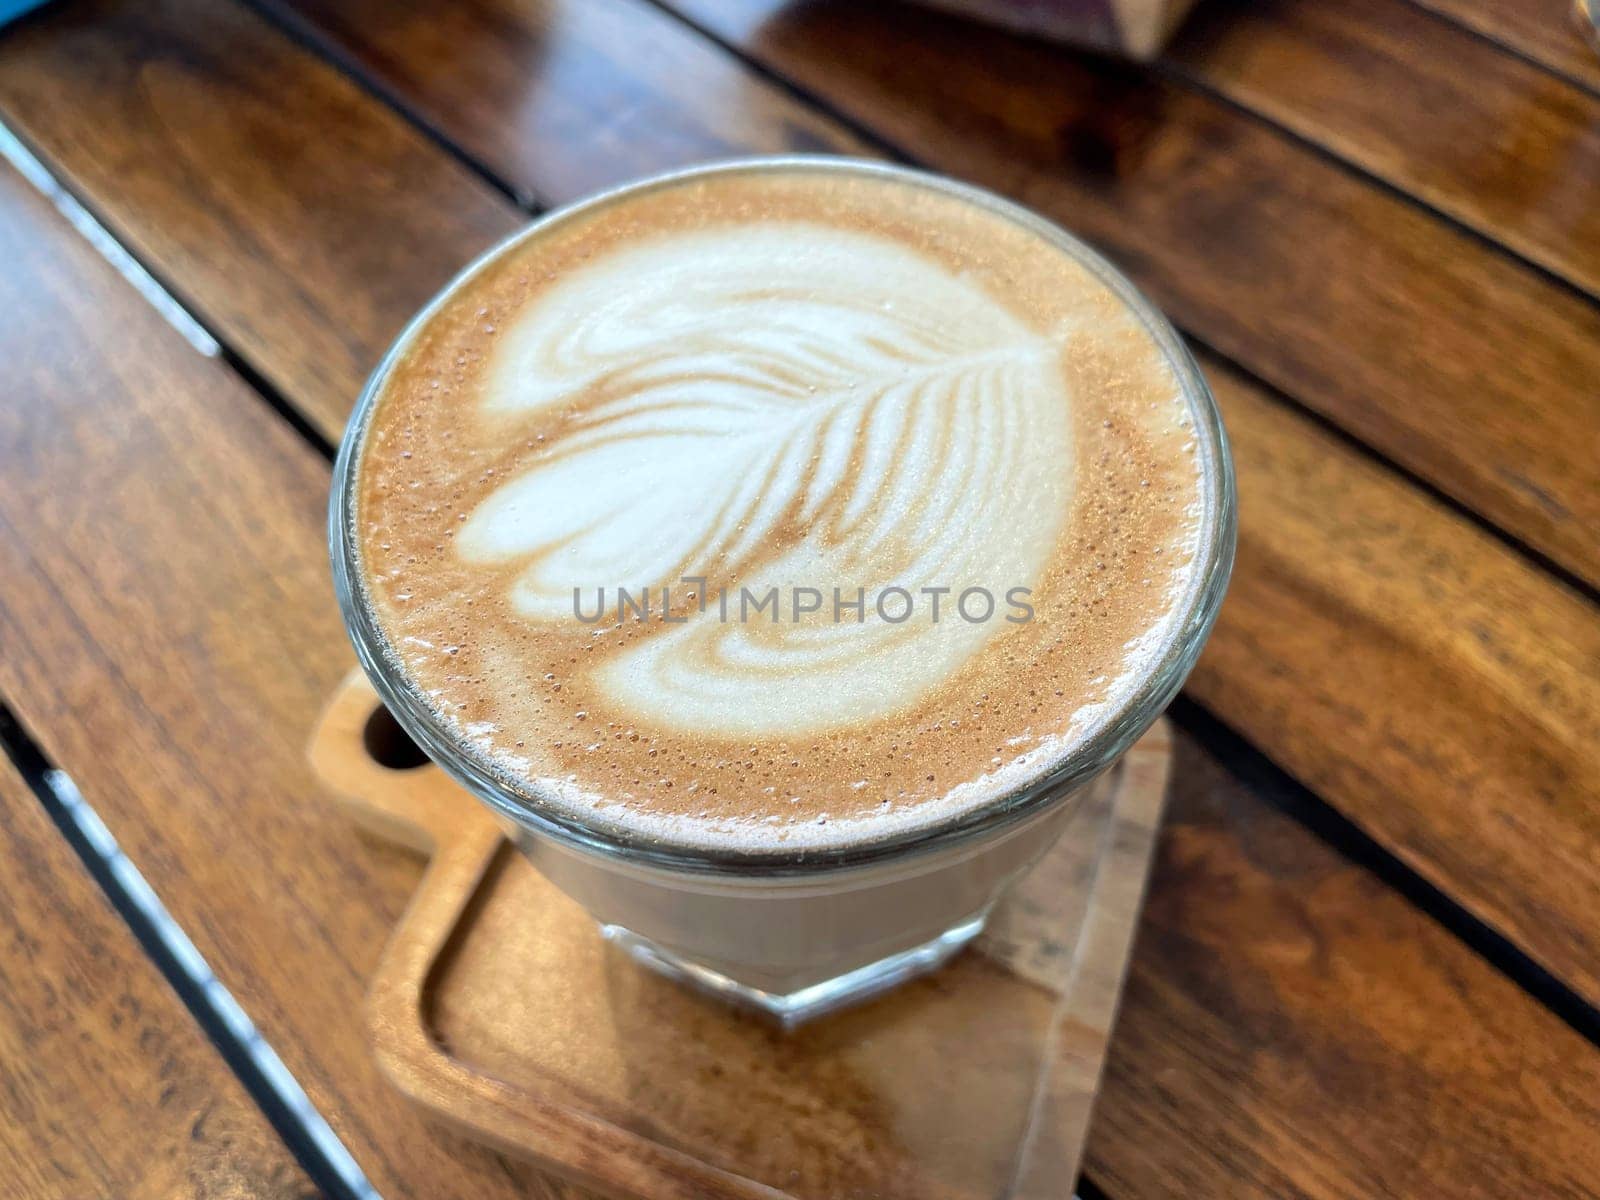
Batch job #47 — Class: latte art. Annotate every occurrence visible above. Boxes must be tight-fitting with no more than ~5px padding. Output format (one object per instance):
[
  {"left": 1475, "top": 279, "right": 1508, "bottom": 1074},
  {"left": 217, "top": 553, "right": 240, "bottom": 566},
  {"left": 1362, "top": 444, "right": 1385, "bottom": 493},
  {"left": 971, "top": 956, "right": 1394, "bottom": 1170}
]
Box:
[
  {"left": 457, "top": 224, "right": 1072, "bottom": 735},
  {"left": 353, "top": 164, "right": 1209, "bottom": 850}
]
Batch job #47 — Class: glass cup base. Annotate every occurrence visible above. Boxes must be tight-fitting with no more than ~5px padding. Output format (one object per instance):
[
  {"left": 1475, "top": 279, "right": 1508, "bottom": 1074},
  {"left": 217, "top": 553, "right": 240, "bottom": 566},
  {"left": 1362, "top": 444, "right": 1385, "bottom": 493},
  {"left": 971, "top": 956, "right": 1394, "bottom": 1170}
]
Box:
[{"left": 598, "top": 911, "right": 991, "bottom": 1027}]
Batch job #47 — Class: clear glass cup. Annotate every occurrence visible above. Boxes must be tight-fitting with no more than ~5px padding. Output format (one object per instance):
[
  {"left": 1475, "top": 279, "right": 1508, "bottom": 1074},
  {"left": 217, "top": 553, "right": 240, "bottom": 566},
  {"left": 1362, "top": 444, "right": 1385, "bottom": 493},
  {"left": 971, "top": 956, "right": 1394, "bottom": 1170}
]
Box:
[{"left": 331, "top": 157, "right": 1236, "bottom": 1025}]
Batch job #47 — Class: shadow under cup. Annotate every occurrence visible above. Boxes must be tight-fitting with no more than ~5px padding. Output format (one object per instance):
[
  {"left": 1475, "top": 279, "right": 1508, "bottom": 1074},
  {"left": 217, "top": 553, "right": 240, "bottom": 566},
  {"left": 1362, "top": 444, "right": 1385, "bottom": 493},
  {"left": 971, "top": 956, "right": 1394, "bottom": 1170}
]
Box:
[{"left": 330, "top": 157, "right": 1236, "bottom": 1026}]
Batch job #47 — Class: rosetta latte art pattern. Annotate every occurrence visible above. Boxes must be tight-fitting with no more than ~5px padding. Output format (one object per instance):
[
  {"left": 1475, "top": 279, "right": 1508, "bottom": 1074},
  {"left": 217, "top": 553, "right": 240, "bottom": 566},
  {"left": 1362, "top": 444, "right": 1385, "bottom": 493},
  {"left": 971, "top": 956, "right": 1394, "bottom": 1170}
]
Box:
[{"left": 456, "top": 224, "right": 1074, "bottom": 735}]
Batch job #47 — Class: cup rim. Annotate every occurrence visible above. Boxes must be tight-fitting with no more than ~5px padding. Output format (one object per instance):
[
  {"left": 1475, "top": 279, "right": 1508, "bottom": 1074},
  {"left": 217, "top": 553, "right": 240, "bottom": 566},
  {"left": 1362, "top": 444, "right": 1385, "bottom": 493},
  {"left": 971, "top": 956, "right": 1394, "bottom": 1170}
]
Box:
[{"left": 330, "top": 155, "right": 1236, "bottom": 878}]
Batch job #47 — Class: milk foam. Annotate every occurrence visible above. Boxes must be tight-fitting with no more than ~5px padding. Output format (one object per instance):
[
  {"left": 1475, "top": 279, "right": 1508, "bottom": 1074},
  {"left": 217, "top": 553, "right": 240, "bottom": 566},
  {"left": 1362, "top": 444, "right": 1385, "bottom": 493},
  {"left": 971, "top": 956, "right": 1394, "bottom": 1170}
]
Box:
[
  {"left": 456, "top": 224, "right": 1072, "bottom": 735},
  {"left": 353, "top": 165, "right": 1209, "bottom": 851}
]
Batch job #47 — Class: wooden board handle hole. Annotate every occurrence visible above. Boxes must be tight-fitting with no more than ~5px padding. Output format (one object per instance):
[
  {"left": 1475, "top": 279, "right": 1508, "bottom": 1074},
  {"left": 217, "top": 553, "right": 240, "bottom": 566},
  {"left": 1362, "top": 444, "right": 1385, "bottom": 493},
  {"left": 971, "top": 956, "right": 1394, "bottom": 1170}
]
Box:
[{"left": 363, "top": 704, "right": 430, "bottom": 771}]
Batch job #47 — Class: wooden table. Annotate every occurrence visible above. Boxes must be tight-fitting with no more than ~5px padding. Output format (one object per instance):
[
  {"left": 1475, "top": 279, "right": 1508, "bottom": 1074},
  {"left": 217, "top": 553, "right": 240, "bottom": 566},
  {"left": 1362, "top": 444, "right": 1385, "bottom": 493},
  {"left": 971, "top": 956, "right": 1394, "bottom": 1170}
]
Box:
[{"left": 0, "top": 0, "right": 1595, "bottom": 1196}]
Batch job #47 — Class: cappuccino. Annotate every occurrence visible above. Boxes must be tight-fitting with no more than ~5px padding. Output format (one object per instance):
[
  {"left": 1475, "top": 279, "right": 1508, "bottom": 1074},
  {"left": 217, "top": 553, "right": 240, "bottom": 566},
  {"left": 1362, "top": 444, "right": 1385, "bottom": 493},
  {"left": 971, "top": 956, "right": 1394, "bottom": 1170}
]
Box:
[{"left": 350, "top": 162, "right": 1208, "bottom": 853}]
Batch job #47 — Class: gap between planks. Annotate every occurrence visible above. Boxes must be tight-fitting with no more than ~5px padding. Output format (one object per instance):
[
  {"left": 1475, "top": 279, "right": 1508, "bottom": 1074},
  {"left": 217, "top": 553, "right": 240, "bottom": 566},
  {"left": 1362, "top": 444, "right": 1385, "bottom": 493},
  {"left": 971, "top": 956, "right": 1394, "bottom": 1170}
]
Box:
[
  {"left": 0, "top": 704, "right": 381, "bottom": 1200},
  {"left": 0, "top": 121, "right": 381, "bottom": 1200}
]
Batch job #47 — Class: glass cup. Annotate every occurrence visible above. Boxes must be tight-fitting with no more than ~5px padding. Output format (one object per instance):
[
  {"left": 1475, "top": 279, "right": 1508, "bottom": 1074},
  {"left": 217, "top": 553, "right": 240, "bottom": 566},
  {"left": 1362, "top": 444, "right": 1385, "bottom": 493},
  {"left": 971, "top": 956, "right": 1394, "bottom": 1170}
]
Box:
[{"left": 331, "top": 157, "right": 1236, "bottom": 1025}]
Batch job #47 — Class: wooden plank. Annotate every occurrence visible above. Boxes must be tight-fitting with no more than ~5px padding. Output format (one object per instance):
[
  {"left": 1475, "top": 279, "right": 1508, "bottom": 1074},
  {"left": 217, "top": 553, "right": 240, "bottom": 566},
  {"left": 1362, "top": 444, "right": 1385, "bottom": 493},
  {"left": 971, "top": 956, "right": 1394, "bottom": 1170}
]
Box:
[
  {"left": 1197, "top": 355, "right": 1600, "bottom": 1007},
  {"left": 0, "top": 159, "right": 570, "bottom": 1200},
  {"left": 0, "top": 757, "right": 314, "bottom": 1200},
  {"left": 255, "top": 0, "right": 1600, "bottom": 1006},
  {"left": 258, "top": 0, "right": 877, "bottom": 204},
  {"left": 0, "top": 42, "right": 1598, "bottom": 1200},
  {"left": 1092, "top": 731, "right": 1600, "bottom": 1200},
  {"left": 1409, "top": 0, "right": 1600, "bottom": 95},
  {"left": 0, "top": 0, "right": 871, "bottom": 447},
  {"left": 1165, "top": 0, "right": 1600, "bottom": 298},
  {"left": 0, "top": 0, "right": 520, "bottom": 443},
  {"left": 657, "top": 0, "right": 1600, "bottom": 589}
]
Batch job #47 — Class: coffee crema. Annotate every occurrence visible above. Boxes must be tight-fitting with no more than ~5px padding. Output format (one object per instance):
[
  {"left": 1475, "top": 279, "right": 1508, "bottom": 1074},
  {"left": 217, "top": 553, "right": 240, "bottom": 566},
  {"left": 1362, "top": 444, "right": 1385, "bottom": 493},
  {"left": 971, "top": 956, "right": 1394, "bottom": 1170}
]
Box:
[{"left": 352, "top": 163, "right": 1209, "bottom": 852}]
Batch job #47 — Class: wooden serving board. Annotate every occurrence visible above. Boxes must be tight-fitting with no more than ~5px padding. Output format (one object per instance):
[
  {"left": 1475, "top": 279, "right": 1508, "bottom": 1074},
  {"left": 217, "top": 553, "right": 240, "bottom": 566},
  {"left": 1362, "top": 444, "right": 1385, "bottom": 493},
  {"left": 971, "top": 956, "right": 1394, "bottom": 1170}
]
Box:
[{"left": 310, "top": 671, "right": 1171, "bottom": 1200}]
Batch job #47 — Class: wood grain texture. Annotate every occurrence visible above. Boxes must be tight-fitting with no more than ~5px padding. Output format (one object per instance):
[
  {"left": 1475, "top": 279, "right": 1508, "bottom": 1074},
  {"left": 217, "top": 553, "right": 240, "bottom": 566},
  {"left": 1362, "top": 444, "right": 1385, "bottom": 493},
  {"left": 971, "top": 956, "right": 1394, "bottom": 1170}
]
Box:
[
  {"left": 1090, "top": 731, "right": 1600, "bottom": 1200},
  {"left": 1166, "top": 0, "right": 1600, "bottom": 297},
  {"left": 0, "top": 758, "right": 315, "bottom": 1200},
  {"left": 1, "top": 138, "right": 1598, "bottom": 1200},
  {"left": 0, "top": 0, "right": 520, "bottom": 443},
  {"left": 0, "top": 0, "right": 872, "bottom": 447},
  {"left": 662, "top": 0, "right": 1600, "bottom": 587},
  {"left": 261, "top": 0, "right": 1600, "bottom": 1005},
  {"left": 258, "top": 0, "right": 877, "bottom": 203},
  {"left": 1197, "top": 355, "right": 1600, "bottom": 1008},
  {"left": 0, "top": 159, "right": 572, "bottom": 1200},
  {"left": 1409, "top": 0, "right": 1600, "bottom": 95}
]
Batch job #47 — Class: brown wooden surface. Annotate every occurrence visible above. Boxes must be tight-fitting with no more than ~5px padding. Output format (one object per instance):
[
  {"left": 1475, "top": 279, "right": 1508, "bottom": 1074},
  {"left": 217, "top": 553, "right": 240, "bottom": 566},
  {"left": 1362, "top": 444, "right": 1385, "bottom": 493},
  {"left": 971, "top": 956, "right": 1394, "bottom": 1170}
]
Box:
[
  {"left": 1410, "top": 0, "right": 1600, "bottom": 93},
  {"left": 0, "top": 757, "right": 314, "bottom": 1200},
  {"left": 259, "top": 0, "right": 877, "bottom": 202},
  {"left": 1, "top": 0, "right": 1597, "bottom": 1196},
  {"left": 0, "top": 156, "right": 569, "bottom": 1200},
  {"left": 0, "top": 0, "right": 519, "bottom": 441},
  {"left": 1197, "top": 355, "right": 1600, "bottom": 1008},
  {"left": 1093, "top": 734, "right": 1600, "bottom": 1200},
  {"left": 15, "top": 0, "right": 1590, "bottom": 1010},
  {"left": 0, "top": 0, "right": 869, "bottom": 446},
  {"left": 1166, "top": 0, "right": 1600, "bottom": 297}
]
